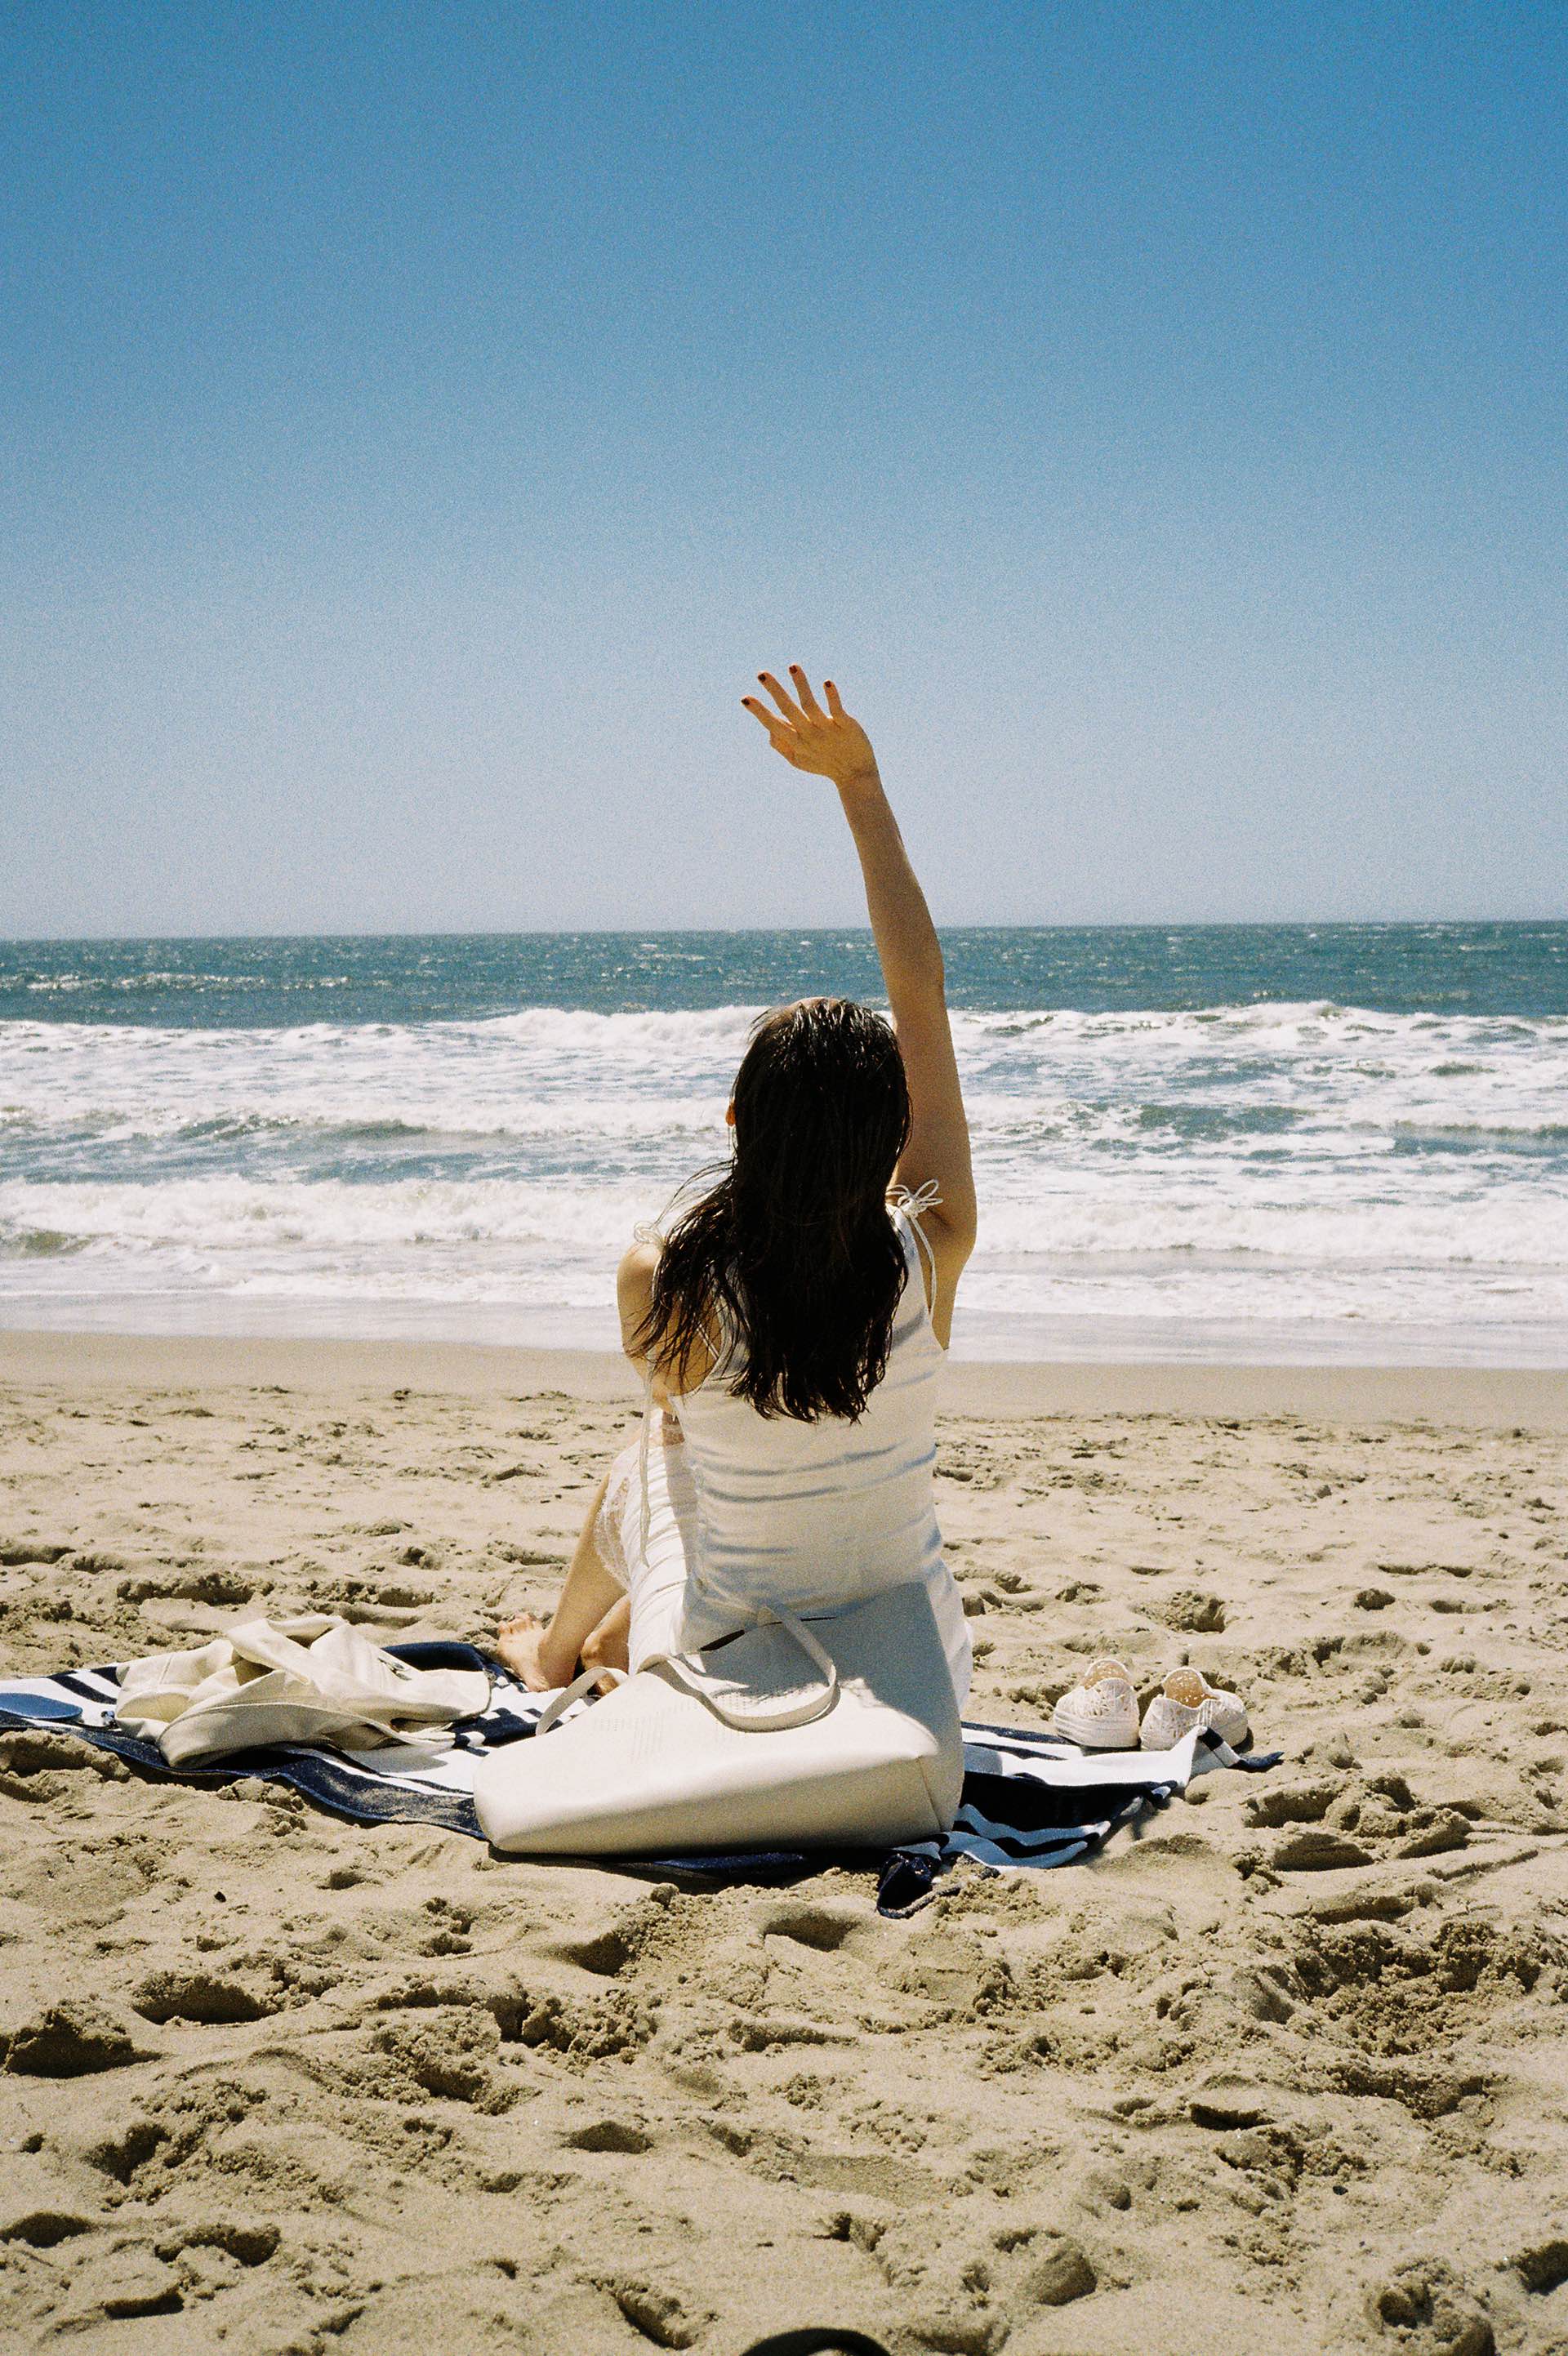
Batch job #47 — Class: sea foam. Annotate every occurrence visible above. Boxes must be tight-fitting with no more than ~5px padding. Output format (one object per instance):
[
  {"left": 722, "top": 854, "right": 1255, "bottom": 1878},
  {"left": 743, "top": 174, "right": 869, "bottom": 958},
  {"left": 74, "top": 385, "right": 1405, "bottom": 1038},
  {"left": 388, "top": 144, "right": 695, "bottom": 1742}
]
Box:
[{"left": 3, "top": 984, "right": 1566, "bottom": 1358}]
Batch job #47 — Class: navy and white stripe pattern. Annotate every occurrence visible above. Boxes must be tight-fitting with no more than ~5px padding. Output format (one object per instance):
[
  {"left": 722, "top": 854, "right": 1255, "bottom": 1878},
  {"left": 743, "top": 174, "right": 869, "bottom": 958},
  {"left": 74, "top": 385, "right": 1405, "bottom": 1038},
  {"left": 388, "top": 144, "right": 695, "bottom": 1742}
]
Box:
[{"left": 0, "top": 1646, "right": 1277, "bottom": 1916}]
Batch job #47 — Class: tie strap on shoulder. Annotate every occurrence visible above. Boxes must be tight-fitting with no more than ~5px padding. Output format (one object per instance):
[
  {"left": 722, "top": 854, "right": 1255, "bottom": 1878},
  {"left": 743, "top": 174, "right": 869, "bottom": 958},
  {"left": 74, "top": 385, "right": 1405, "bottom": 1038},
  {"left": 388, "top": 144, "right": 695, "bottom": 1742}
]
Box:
[{"left": 889, "top": 1180, "right": 942, "bottom": 1317}]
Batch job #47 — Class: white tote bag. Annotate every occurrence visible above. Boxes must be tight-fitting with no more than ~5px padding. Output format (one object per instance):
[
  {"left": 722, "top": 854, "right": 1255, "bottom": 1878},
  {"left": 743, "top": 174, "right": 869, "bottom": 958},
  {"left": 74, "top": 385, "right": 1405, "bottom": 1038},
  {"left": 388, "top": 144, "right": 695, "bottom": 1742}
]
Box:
[
  {"left": 472, "top": 1579, "right": 963, "bottom": 1856},
  {"left": 114, "top": 1614, "right": 492, "bottom": 1767}
]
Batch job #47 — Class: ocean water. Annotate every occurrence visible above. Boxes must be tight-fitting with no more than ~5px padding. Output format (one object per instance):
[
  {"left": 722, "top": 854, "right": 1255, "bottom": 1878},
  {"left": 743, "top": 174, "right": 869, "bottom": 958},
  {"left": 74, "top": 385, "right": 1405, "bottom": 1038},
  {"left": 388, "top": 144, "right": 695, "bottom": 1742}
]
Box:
[{"left": 2, "top": 925, "right": 1566, "bottom": 1365}]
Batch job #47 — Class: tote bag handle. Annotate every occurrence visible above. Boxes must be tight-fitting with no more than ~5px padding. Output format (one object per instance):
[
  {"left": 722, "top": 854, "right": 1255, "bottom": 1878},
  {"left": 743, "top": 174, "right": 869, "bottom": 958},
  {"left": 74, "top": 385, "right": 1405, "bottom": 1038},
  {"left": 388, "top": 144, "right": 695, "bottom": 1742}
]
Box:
[
  {"left": 533, "top": 1613, "right": 839, "bottom": 1739},
  {"left": 535, "top": 1663, "right": 629, "bottom": 1738},
  {"left": 649, "top": 1610, "right": 840, "bottom": 1731}
]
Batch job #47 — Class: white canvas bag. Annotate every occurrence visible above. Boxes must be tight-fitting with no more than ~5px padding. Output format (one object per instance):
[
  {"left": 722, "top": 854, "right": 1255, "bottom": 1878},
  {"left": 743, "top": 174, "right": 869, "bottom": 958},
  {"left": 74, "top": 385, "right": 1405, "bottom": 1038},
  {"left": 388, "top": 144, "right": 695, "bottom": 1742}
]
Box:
[
  {"left": 472, "top": 1579, "right": 964, "bottom": 1856},
  {"left": 114, "top": 1614, "right": 492, "bottom": 1767}
]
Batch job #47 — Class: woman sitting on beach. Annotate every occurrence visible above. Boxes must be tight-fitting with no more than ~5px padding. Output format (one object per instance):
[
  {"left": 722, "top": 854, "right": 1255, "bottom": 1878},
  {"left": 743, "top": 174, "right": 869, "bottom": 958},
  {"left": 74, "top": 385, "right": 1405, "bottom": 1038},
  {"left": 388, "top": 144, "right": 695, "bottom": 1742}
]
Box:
[{"left": 496, "top": 667, "right": 975, "bottom": 1708}]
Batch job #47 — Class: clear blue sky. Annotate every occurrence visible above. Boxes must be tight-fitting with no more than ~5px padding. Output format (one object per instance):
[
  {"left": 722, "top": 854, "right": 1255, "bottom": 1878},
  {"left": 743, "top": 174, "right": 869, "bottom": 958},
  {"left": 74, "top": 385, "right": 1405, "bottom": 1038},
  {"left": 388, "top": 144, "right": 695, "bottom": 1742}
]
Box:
[{"left": 3, "top": 2, "right": 1564, "bottom": 934}]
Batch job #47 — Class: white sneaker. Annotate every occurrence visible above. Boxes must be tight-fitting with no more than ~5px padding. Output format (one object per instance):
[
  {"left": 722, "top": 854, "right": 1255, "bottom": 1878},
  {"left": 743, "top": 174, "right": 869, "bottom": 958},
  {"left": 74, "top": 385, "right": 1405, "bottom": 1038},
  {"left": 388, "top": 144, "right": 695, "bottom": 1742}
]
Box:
[
  {"left": 1052, "top": 1658, "right": 1139, "bottom": 1750},
  {"left": 1139, "top": 1667, "right": 1249, "bottom": 1751}
]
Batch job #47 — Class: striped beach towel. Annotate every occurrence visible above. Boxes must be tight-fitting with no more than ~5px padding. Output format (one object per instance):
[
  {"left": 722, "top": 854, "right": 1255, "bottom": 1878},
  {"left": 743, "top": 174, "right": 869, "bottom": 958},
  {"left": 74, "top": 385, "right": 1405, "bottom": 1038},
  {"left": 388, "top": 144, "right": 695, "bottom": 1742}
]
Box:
[{"left": 0, "top": 1643, "right": 1277, "bottom": 1917}]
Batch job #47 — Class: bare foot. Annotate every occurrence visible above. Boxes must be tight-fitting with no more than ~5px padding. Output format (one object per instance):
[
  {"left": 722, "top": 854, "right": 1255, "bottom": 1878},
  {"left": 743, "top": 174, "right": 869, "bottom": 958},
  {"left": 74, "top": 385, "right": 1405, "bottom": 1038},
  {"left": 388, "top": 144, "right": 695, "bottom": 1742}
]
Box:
[{"left": 495, "top": 1612, "right": 572, "bottom": 1692}]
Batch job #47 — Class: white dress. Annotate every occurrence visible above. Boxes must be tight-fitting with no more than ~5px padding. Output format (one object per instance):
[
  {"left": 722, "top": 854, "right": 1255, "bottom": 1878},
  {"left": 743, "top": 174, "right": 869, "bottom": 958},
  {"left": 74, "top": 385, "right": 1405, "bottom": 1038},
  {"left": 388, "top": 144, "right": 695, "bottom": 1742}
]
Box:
[{"left": 594, "top": 1199, "right": 972, "bottom": 1709}]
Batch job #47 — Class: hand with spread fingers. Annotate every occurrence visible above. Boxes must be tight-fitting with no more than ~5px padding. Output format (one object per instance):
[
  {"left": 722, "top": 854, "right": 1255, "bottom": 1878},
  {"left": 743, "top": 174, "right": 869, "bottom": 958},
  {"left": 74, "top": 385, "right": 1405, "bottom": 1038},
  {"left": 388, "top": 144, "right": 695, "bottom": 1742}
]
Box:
[{"left": 742, "top": 666, "right": 880, "bottom": 793}]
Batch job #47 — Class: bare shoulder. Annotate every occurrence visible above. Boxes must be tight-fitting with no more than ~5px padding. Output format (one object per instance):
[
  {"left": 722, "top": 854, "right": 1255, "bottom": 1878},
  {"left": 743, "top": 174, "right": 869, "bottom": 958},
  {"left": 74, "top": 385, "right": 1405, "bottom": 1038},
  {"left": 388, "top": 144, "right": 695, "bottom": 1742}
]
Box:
[
  {"left": 617, "top": 1238, "right": 659, "bottom": 1343},
  {"left": 617, "top": 1235, "right": 661, "bottom": 1289},
  {"left": 617, "top": 1232, "right": 719, "bottom": 1396}
]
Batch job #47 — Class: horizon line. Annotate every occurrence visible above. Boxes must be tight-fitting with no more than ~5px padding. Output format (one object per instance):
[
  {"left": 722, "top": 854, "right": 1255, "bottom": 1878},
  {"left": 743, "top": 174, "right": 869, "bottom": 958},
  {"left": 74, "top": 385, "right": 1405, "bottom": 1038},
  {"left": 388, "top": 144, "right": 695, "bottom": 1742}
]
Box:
[{"left": 4, "top": 915, "right": 1567, "bottom": 949}]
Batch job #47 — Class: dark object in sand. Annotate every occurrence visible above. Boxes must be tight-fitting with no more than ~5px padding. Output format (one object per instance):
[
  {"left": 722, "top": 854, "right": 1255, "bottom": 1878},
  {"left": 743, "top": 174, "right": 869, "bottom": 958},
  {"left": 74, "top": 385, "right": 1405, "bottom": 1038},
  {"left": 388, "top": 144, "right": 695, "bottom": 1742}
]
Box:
[{"left": 740, "top": 2335, "right": 893, "bottom": 2356}]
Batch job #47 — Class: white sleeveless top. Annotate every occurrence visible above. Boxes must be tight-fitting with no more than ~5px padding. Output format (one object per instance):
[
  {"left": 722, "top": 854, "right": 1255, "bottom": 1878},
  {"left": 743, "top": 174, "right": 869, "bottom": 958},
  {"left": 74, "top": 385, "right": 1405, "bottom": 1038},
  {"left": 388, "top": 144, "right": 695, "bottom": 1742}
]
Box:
[{"left": 661, "top": 1198, "right": 972, "bottom": 1707}]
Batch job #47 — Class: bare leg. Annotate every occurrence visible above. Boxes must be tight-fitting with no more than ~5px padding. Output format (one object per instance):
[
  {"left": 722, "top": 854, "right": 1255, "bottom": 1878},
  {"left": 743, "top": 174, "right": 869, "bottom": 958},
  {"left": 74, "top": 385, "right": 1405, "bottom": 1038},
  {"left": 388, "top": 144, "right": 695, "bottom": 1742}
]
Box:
[
  {"left": 496, "top": 1471, "right": 626, "bottom": 1691},
  {"left": 580, "top": 1595, "right": 631, "bottom": 1684}
]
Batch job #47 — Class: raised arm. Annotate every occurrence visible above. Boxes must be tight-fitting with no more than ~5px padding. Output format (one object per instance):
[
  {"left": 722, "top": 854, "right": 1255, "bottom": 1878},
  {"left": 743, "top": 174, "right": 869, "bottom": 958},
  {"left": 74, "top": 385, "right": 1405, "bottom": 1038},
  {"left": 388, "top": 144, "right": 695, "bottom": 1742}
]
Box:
[{"left": 742, "top": 667, "right": 976, "bottom": 1327}]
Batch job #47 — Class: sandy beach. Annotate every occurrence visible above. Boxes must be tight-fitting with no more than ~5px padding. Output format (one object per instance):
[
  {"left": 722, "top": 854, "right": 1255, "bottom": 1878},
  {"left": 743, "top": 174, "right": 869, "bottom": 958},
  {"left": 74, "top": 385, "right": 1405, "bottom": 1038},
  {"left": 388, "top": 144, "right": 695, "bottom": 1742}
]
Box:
[{"left": 1, "top": 1333, "right": 1564, "bottom": 2354}]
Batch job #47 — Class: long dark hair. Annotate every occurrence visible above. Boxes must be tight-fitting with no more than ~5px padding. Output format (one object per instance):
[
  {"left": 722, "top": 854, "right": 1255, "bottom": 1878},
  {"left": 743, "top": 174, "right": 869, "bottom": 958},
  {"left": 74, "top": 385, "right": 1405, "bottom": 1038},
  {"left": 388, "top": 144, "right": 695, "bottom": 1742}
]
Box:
[{"left": 638, "top": 997, "right": 912, "bottom": 1421}]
